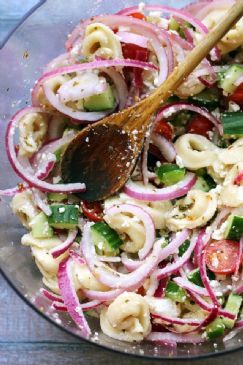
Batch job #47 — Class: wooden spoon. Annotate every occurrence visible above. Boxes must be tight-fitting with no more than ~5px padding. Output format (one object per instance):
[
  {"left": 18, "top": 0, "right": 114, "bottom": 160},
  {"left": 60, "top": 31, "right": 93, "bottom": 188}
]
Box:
[{"left": 61, "top": 0, "right": 243, "bottom": 201}]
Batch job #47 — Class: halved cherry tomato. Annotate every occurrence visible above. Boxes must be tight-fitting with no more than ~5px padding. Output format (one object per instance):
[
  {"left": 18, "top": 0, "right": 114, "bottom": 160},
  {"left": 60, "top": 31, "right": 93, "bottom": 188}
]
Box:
[
  {"left": 186, "top": 115, "right": 214, "bottom": 138},
  {"left": 229, "top": 83, "right": 243, "bottom": 106},
  {"left": 129, "top": 12, "right": 146, "bottom": 20},
  {"left": 81, "top": 201, "right": 103, "bottom": 222},
  {"left": 205, "top": 240, "right": 240, "bottom": 274},
  {"left": 153, "top": 119, "right": 173, "bottom": 141}
]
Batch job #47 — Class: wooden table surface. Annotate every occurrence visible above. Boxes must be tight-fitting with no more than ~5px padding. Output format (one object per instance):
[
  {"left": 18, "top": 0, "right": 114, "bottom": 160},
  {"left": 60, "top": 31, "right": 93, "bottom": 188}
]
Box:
[{"left": 0, "top": 1, "right": 243, "bottom": 364}]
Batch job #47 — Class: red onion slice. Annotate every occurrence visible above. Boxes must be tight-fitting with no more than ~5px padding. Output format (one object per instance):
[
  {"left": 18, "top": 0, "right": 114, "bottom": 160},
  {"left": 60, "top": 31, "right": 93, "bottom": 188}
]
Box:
[
  {"left": 105, "top": 204, "right": 155, "bottom": 260},
  {"left": 147, "top": 331, "right": 204, "bottom": 344},
  {"left": 58, "top": 258, "right": 91, "bottom": 338},
  {"left": 69, "top": 250, "right": 86, "bottom": 266},
  {"left": 80, "top": 15, "right": 173, "bottom": 82},
  {"left": 173, "top": 277, "right": 210, "bottom": 297},
  {"left": 40, "top": 288, "right": 64, "bottom": 303},
  {"left": 5, "top": 108, "right": 85, "bottom": 193},
  {"left": 151, "top": 133, "right": 176, "bottom": 163},
  {"left": 155, "top": 102, "right": 223, "bottom": 135},
  {"left": 0, "top": 184, "right": 28, "bottom": 197},
  {"left": 82, "top": 288, "right": 124, "bottom": 302},
  {"left": 53, "top": 299, "right": 102, "bottom": 312},
  {"left": 124, "top": 173, "right": 196, "bottom": 201},
  {"left": 82, "top": 222, "right": 189, "bottom": 290},
  {"left": 156, "top": 233, "right": 198, "bottom": 279},
  {"left": 152, "top": 313, "right": 202, "bottom": 327},
  {"left": 32, "top": 188, "right": 51, "bottom": 216},
  {"left": 121, "top": 229, "right": 190, "bottom": 272},
  {"left": 52, "top": 301, "right": 68, "bottom": 312},
  {"left": 116, "top": 31, "right": 148, "bottom": 48},
  {"left": 33, "top": 59, "right": 155, "bottom": 121},
  {"left": 117, "top": 4, "right": 219, "bottom": 60},
  {"left": 50, "top": 229, "right": 78, "bottom": 258}
]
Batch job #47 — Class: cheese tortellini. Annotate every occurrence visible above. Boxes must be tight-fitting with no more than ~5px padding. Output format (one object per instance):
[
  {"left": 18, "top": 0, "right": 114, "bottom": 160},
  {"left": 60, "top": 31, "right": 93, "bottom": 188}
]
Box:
[
  {"left": 100, "top": 292, "right": 151, "bottom": 342},
  {"left": 104, "top": 193, "right": 171, "bottom": 253},
  {"left": 201, "top": 7, "right": 243, "bottom": 54},
  {"left": 18, "top": 112, "right": 49, "bottom": 156},
  {"left": 220, "top": 162, "right": 243, "bottom": 207},
  {"left": 166, "top": 190, "right": 217, "bottom": 231},
  {"left": 175, "top": 134, "right": 218, "bottom": 169},
  {"left": 11, "top": 191, "right": 39, "bottom": 228},
  {"left": 82, "top": 23, "right": 123, "bottom": 60},
  {"left": 21, "top": 233, "right": 69, "bottom": 294},
  {"left": 73, "top": 263, "right": 109, "bottom": 292}
]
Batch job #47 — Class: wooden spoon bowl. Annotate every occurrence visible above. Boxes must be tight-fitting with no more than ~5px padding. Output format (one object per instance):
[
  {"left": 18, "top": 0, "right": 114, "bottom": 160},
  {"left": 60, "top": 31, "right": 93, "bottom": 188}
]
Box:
[{"left": 61, "top": 0, "right": 243, "bottom": 201}]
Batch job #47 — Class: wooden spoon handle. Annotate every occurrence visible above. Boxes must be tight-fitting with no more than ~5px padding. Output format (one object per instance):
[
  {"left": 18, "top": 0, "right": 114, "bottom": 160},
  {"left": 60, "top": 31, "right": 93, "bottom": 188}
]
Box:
[{"left": 144, "top": 0, "right": 243, "bottom": 112}]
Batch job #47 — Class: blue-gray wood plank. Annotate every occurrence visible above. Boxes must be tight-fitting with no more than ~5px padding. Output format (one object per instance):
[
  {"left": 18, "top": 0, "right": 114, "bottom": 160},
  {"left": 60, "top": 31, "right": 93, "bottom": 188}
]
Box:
[{"left": 0, "top": 1, "right": 243, "bottom": 364}]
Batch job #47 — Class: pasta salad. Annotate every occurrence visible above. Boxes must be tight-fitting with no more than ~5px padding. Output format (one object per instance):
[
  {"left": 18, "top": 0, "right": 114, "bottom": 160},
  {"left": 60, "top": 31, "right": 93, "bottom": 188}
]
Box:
[{"left": 1, "top": 0, "right": 243, "bottom": 347}]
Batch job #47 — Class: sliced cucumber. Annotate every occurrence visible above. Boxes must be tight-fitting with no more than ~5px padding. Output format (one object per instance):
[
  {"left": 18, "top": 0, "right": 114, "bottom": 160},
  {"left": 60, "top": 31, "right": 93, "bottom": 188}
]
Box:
[
  {"left": 165, "top": 281, "right": 187, "bottom": 303},
  {"left": 90, "top": 222, "right": 123, "bottom": 256},
  {"left": 189, "top": 88, "right": 220, "bottom": 110},
  {"left": 223, "top": 293, "right": 242, "bottom": 329},
  {"left": 224, "top": 214, "right": 243, "bottom": 241},
  {"left": 178, "top": 239, "right": 190, "bottom": 257},
  {"left": 219, "top": 64, "right": 243, "bottom": 94},
  {"left": 84, "top": 85, "right": 115, "bottom": 111},
  {"left": 193, "top": 176, "right": 211, "bottom": 192},
  {"left": 222, "top": 112, "right": 243, "bottom": 136},
  {"left": 47, "top": 192, "right": 68, "bottom": 202},
  {"left": 205, "top": 317, "right": 225, "bottom": 340},
  {"left": 187, "top": 268, "right": 204, "bottom": 287},
  {"left": 155, "top": 164, "right": 186, "bottom": 186},
  {"left": 30, "top": 212, "right": 53, "bottom": 239},
  {"left": 48, "top": 204, "right": 79, "bottom": 229}
]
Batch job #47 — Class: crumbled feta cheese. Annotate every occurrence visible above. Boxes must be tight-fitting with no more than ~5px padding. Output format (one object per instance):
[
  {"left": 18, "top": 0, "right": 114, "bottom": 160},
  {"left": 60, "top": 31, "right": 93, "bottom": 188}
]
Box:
[
  {"left": 212, "top": 220, "right": 228, "bottom": 240},
  {"left": 228, "top": 101, "right": 241, "bottom": 112},
  {"left": 176, "top": 155, "right": 184, "bottom": 168}
]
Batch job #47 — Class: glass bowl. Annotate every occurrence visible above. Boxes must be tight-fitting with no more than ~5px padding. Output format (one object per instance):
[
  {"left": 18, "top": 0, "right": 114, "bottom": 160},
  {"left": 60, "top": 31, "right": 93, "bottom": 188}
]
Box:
[{"left": 0, "top": 0, "right": 242, "bottom": 360}]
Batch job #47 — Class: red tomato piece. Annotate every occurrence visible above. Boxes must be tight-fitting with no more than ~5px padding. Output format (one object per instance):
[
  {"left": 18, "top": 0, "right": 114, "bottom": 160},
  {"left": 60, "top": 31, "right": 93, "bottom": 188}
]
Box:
[
  {"left": 81, "top": 201, "right": 103, "bottom": 222},
  {"left": 122, "top": 43, "right": 148, "bottom": 91},
  {"left": 129, "top": 12, "right": 146, "bottom": 20},
  {"left": 154, "top": 119, "right": 173, "bottom": 141},
  {"left": 205, "top": 240, "right": 240, "bottom": 274},
  {"left": 229, "top": 83, "right": 243, "bottom": 106},
  {"left": 234, "top": 171, "right": 243, "bottom": 186},
  {"left": 186, "top": 115, "right": 214, "bottom": 137}
]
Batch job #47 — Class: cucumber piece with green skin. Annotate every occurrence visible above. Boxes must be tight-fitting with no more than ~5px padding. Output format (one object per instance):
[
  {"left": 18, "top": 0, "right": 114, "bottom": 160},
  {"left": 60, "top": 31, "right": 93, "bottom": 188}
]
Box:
[
  {"left": 30, "top": 212, "right": 53, "bottom": 239},
  {"left": 193, "top": 176, "right": 211, "bottom": 192},
  {"left": 47, "top": 192, "right": 68, "bottom": 202},
  {"left": 224, "top": 215, "right": 243, "bottom": 241},
  {"left": 155, "top": 164, "right": 186, "bottom": 186},
  {"left": 48, "top": 204, "right": 79, "bottom": 229},
  {"left": 222, "top": 112, "right": 243, "bottom": 136},
  {"left": 223, "top": 293, "right": 242, "bottom": 329},
  {"left": 84, "top": 85, "right": 115, "bottom": 111},
  {"left": 205, "top": 318, "right": 225, "bottom": 339},
  {"left": 195, "top": 170, "right": 216, "bottom": 191},
  {"left": 165, "top": 281, "right": 187, "bottom": 303},
  {"left": 187, "top": 268, "right": 204, "bottom": 287},
  {"left": 178, "top": 239, "right": 190, "bottom": 257},
  {"left": 219, "top": 64, "right": 243, "bottom": 94},
  {"left": 90, "top": 222, "right": 123, "bottom": 256},
  {"left": 189, "top": 88, "right": 220, "bottom": 110}
]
